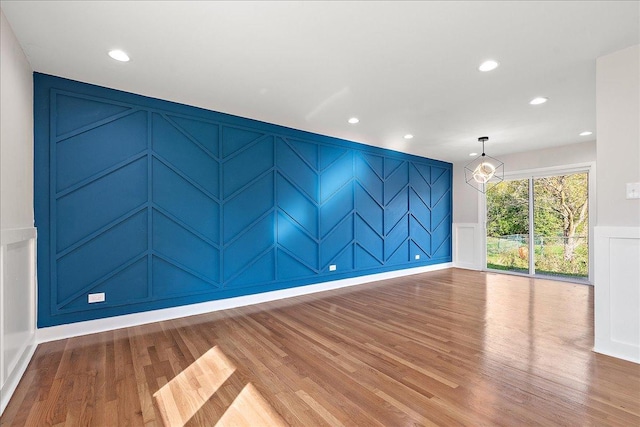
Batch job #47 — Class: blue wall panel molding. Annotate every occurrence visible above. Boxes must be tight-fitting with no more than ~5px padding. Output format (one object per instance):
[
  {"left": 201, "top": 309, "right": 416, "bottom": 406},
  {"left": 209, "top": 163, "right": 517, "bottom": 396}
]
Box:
[{"left": 34, "top": 73, "right": 453, "bottom": 327}]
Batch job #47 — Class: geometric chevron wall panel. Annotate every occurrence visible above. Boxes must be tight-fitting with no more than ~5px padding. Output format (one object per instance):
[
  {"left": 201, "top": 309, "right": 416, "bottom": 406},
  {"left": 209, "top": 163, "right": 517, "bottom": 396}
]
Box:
[{"left": 34, "top": 73, "right": 452, "bottom": 327}]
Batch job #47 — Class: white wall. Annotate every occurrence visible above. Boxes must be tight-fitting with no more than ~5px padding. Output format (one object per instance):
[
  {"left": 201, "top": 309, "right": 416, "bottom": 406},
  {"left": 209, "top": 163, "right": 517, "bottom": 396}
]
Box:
[
  {"left": 596, "top": 46, "right": 640, "bottom": 228},
  {"left": 594, "top": 45, "right": 640, "bottom": 363},
  {"left": 453, "top": 141, "right": 596, "bottom": 270},
  {"left": 0, "top": 9, "right": 37, "bottom": 414}
]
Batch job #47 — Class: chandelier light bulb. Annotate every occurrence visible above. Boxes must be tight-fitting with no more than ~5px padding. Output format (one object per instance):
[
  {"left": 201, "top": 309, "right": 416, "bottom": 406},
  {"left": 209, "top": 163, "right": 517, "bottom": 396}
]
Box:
[
  {"left": 464, "top": 136, "right": 503, "bottom": 193},
  {"left": 472, "top": 161, "right": 496, "bottom": 184}
]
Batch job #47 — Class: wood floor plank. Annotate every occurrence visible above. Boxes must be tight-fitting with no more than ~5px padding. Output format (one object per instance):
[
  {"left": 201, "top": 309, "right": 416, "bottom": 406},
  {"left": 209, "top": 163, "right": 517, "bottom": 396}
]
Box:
[{"left": 2, "top": 269, "right": 639, "bottom": 426}]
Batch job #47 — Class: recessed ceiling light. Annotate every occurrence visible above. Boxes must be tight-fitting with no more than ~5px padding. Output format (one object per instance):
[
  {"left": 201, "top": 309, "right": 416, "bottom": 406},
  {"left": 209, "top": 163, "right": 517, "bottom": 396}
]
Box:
[
  {"left": 348, "top": 117, "right": 359, "bottom": 124},
  {"left": 529, "top": 97, "right": 548, "bottom": 105},
  {"left": 404, "top": 134, "right": 414, "bottom": 140},
  {"left": 469, "top": 152, "right": 478, "bottom": 156},
  {"left": 579, "top": 131, "right": 593, "bottom": 136},
  {"left": 478, "top": 60, "right": 499, "bottom": 72},
  {"left": 108, "top": 49, "right": 130, "bottom": 62}
]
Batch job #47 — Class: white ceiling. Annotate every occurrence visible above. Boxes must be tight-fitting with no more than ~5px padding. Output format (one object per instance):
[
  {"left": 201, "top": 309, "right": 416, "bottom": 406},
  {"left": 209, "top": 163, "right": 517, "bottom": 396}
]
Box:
[{"left": 2, "top": 1, "right": 638, "bottom": 162}]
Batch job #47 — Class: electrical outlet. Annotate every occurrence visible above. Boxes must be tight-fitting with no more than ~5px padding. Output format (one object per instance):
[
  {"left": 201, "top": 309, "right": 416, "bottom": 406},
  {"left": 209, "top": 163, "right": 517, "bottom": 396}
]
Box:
[
  {"left": 88, "top": 292, "right": 105, "bottom": 303},
  {"left": 414, "top": 254, "right": 420, "bottom": 260},
  {"left": 329, "top": 264, "right": 337, "bottom": 271},
  {"left": 626, "top": 182, "right": 640, "bottom": 199}
]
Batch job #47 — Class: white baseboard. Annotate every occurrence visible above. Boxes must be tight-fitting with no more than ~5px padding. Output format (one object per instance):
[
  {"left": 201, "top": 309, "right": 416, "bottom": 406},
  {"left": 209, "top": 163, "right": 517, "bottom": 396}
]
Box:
[
  {"left": 593, "top": 344, "right": 640, "bottom": 364},
  {"left": 0, "top": 340, "right": 36, "bottom": 414},
  {"left": 37, "top": 262, "right": 452, "bottom": 343},
  {"left": 593, "top": 226, "right": 640, "bottom": 364},
  {"left": 453, "top": 262, "right": 481, "bottom": 271}
]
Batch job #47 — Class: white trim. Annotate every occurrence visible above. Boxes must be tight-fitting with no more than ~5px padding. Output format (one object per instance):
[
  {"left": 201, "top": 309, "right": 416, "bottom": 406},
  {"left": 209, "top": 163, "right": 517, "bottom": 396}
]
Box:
[
  {"left": 0, "top": 244, "right": 4, "bottom": 400},
  {"left": 502, "top": 162, "right": 594, "bottom": 180},
  {"left": 0, "top": 227, "right": 36, "bottom": 246},
  {"left": 0, "top": 227, "right": 37, "bottom": 415},
  {"left": 0, "top": 341, "right": 36, "bottom": 415},
  {"left": 528, "top": 178, "right": 535, "bottom": 275},
  {"left": 453, "top": 223, "right": 483, "bottom": 270},
  {"left": 588, "top": 164, "right": 596, "bottom": 282},
  {"left": 36, "top": 262, "right": 452, "bottom": 343},
  {"left": 592, "top": 226, "right": 640, "bottom": 239},
  {"left": 593, "top": 226, "right": 640, "bottom": 364},
  {"left": 479, "top": 187, "right": 487, "bottom": 270}
]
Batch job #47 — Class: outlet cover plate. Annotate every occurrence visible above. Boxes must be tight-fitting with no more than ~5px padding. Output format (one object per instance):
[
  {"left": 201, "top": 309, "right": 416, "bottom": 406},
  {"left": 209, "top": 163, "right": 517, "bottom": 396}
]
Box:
[
  {"left": 626, "top": 182, "right": 640, "bottom": 199},
  {"left": 88, "top": 292, "right": 105, "bottom": 303}
]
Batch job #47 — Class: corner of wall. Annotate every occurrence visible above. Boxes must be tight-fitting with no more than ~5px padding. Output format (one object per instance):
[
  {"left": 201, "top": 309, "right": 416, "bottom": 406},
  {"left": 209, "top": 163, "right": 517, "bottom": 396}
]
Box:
[
  {"left": 452, "top": 162, "right": 483, "bottom": 270},
  {"left": 0, "top": 10, "right": 37, "bottom": 415},
  {"left": 593, "top": 44, "right": 640, "bottom": 364}
]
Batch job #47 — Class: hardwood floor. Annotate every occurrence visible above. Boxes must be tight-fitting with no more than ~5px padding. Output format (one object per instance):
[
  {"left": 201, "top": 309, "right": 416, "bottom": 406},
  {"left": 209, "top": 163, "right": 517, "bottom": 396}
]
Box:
[{"left": 2, "top": 268, "right": 639, "bottom": 426}]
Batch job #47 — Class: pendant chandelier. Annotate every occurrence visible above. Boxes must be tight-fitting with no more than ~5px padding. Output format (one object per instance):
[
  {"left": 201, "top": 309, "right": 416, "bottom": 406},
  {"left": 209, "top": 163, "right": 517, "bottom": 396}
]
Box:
[{"left": 464, "top": 136, "right": 504, "bottom": 193}]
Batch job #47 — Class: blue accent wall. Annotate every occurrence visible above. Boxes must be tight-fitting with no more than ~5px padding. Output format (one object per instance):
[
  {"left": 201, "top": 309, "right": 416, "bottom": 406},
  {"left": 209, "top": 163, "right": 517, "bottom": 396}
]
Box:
[{"left": 34, "top": 73, "right": 452, "bottom": 327}]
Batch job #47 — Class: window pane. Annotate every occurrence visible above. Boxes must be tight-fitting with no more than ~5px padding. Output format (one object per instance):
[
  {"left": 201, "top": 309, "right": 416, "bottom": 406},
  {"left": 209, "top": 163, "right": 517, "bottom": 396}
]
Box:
[
  {"left": 533, "top": 173, "right": 588, "bottom": 279},
  {"left": 486, "top": 179, "right": 530, "bottom": 273}
]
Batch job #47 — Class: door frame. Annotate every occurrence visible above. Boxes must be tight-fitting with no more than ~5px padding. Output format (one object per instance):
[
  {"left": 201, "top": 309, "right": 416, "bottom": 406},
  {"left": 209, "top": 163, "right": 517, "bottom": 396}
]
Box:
[{"left": 480, "top": 162, "right": 596, "bottom": 284}]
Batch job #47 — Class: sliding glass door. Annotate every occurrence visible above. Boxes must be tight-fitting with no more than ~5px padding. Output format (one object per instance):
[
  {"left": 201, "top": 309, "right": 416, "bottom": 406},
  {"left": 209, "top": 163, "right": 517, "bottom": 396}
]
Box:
[
  {"left": 486, "top": 172, "right": 589, "bottom": 281},
  {"left": 486, "top": 178, "right": 530, "bottom": 274},
  {"left": 533, "top": 173, "right": 589, "bottom": 279}
]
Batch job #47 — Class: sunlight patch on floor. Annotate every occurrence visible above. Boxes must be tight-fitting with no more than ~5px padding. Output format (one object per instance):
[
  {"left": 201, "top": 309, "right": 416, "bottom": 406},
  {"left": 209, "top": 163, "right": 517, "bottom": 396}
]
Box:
[
  {"left": 215, "top": 382, "right": 288, "bottom": 427},
  {"left": 154, "top": 346, "right": 236, "bottom": 426}
]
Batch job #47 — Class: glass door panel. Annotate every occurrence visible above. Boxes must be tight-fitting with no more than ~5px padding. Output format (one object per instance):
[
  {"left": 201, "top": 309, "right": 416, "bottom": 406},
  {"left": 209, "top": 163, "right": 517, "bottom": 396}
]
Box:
[
  {"left": 486, "top": 178, "right": 530, "bottom": 274},
  {"left": 533, "top": 173, "right": 588, "bottom": 279}
]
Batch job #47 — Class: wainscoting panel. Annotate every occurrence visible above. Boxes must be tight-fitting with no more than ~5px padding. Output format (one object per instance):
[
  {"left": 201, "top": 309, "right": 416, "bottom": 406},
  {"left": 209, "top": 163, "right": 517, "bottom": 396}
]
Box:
[
  {"left": 34, "top": 73, "right": 452, "bottom": 327},
  {"left": 594, "top": 226, "right": 640, "bottom": 363},
  {"left": 0, "top": 227, "right": 37, "bottom": 414},
  {"left": 453, "top": 223, "right": 483, "bottom": 270}
]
